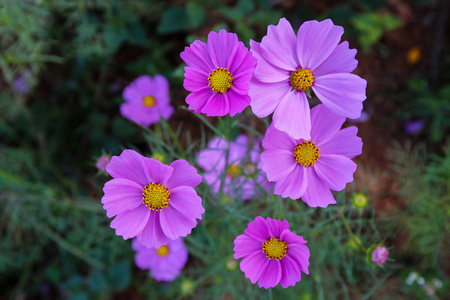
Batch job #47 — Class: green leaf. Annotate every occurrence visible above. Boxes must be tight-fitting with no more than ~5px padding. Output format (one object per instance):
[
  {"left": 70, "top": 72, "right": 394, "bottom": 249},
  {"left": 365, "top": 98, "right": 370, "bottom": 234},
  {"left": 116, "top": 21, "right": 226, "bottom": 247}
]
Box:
[
  {"left": 157, "top": 6, "right": 188, "bottom": 34},
  {"left": 107, "top": 260, "right": 131, "bottom": 292},
  {"left": 186, "top": 2, "right": 206, "bottom": 29}
]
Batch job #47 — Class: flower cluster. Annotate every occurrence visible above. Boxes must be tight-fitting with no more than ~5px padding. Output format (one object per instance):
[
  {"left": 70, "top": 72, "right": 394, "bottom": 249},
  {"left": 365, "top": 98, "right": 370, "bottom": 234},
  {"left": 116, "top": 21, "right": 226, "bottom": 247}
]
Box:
[{"left": 102, "top": 17, "right": 370, "bottom": 288}]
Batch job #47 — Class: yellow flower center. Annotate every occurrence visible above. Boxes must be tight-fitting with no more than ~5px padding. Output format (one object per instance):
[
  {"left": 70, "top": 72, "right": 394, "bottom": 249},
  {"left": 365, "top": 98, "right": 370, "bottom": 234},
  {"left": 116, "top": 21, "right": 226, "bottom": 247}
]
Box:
[
  {"left": 294, "top": 141, "right": 320, "bottom": 167},
  {"left": 155, "top": 245, "right": 169, "bottom": 257},
  {"left": 142, "top": 183, "right": 170, "bottom": 211},
  {"left": 227, "top": 164, "right": 240, "bottom": 178},
  {"left": 142, "top": 95, "right": 156, "bottom": 107},
  {"left": 208, "top": 67, "right": 233, "bottom": 93},
  {"left": 290, "top": 68, "right": 314, "bottom": 91},
  {"left": 262, "top": 238, "right": 287, "bottom": 260}
]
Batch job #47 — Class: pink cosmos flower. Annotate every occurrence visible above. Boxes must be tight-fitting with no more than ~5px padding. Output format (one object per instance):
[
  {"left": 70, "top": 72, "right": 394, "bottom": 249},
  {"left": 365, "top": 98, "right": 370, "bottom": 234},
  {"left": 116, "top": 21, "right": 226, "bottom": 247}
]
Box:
[
  {"left": 371, "top": 245, "right": 389, "bottom": 266},
  {"left": 121, "top": 75, "right": 174, "bottom": 126},
  {"left": 233, "top": 216, "right": 310, "bottom": 289},
  {"left": 249, "top": 18, "right": 367, "bottom": 139},
  {"left": 102, "top": 149, "right": 204, "bottom": 248},
  {"left": 180, "top": 29, "right": 257, "bottom": 117},
  {"left": 261, "top": 104, "right": 363, "bottom": 207},
  {"left": 196, "top": 135, "right": 273, "bottom": 200},
  {"left": 132, "top": 237, "right": 188, "bottom": 281}
]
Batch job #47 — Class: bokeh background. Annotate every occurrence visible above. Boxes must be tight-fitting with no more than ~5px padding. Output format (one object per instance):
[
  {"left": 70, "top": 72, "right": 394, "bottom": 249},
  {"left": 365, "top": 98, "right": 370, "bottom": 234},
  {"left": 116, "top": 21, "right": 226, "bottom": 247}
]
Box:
[{"left": 1, "top": 0, "right": 449, "bottom": 299}]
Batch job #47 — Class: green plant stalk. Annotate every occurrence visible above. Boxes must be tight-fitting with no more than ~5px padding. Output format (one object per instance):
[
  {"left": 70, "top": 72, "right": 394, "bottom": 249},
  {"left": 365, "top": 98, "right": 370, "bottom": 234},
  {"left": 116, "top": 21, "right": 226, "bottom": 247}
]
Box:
[
  {"left": 160, "top": 117, "right": 186, "bottom": 159},
  {"left": 339, "top": 208, "right": 367, "bottom": 252}
]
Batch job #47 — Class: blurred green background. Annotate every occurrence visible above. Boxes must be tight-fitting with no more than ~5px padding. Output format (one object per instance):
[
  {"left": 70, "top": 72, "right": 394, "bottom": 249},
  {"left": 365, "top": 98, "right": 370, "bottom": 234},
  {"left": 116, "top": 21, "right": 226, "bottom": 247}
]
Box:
[{"left": 1, "top": 0, "right": 449, "bottom": 299}]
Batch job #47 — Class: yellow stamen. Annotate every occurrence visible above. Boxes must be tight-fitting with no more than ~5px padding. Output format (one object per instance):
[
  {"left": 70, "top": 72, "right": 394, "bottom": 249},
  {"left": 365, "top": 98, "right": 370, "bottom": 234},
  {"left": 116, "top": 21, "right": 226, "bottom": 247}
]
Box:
[
  {"left": 294, "top": 141, "right": 320, "bottom": 167},
  {"left": 208, "top": 67, "right": 233, "bottom": 93},
  {"left": 142, "top": 183, "right": 170, "bottom": 211},
  {"left": 262, "top": 238, "right": 287, "bottom": 260},
  {"left": 227, "top": 164, "right": 240, "bottom": 178},
  {"left": 142, "top": 95, "right": 156, "bottom": 107},
  {"left": 155, "top": 245, "right": 169, "bottom": 257},
  {"left": 290, "top": 68, "right": 314, "bottom": 91}
]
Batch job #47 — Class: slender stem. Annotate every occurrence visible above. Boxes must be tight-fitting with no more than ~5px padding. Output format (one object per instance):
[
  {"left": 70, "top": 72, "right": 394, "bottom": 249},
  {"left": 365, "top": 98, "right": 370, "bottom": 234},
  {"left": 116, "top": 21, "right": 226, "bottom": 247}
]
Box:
[
  {"left": 219, "top": 117, "right": 232, "bottom": 196},
  {"left": 339, "top": 208, "right": 367, "bottom": 252},
  {"left": 160, "top": 117, "right": 186, "bottom": 159},
  {"left": 277, "top": 196, "right": 283, "bottom": 220}
]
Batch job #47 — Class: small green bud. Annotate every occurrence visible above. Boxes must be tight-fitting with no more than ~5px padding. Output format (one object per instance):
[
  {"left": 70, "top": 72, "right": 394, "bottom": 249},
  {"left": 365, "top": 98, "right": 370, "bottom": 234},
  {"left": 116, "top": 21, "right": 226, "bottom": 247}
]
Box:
[
  {"left": 152, "top": 152, "right": 165, "bottom": 163},
  {"left": 352, "top": 193, "right": 368, "bottom": 210},
  {"left": 180, "top": 279, "right": 194, "bottom": 296}
]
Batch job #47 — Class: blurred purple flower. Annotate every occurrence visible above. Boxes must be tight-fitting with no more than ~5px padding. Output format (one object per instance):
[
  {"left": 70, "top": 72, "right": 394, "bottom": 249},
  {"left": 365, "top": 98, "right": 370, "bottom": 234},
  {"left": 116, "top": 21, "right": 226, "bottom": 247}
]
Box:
[
  {"left": 371, "top": 245, "right": 389, "bottom": 266},
  {"left": 405, "top": 119, "right": 424, "bottom": 135},
  {"left": 196, "top": 135, "right": 273, "bottom": 200},
  {"left": 13, "top": 70, "right": 33, "bottom": 95},
  {"left": 96, "top": 155, "right": 110, "bottom": 172},
  {"left": 132, "top": 237, "right": 188, "bottom": 281},
  {"left": 121, "top": 75, "right": 174, "bottom": 126},
  {"left": 348, "top": 110, "right": 370, "bottom": 123}
]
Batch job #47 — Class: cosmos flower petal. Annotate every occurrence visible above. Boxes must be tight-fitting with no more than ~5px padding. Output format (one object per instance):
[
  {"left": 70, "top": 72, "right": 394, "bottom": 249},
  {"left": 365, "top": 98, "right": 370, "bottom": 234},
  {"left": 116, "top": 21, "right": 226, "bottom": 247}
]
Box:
[
  {"left": 201, "top": 92, "right": 230, "bottom": 116},
  {"left": 169, "top": 186, "right": 205, "bottom": 220},
  {"left": 102, "top": 178, "right": 143, "bottom": 218},
  {"left": 314, "top": 154, "right": 357, "bottom": 191},
  {"left": 185, "top": 87, "right": 215, "bottom": 113},
  {"left": 180, "top": 39, "right": 215, "bottom": 73},
  {"left": 244, "top": 216, "right": 271, "bottom": 242},
  {"left": 280, "top": 256, "right": 302, "bottom": 288},
  {"left": 240, "top": 251, "right": 270, "bottom": 284},
  {"left": 106, "top": 149, "right": 149, "bottom": 186},
  {"left": 287, "top": 246, "right": 310, "bottom": 275},
  {"left": 320, "top": 127, "right": 363, "bottom": 159},
  {"left": 280, "top": 230, "right": 307, "bottom": 245},
  {"left": 310, "top": 104, "right": 346, "bottom": 145},
  {"left": 266, "top": 218, "right": 289, "bottom": 237},
  {"left": 142, "top": 158, "right": 174, "bottom": 185},
  {"left": 261, "top": 149, "right": 296, "bottom": 182},
  {"left": 227, "top": 89, "right": 251, "bottom": 116},
  {"left": 262, "top": 124, "right": 297, "bottom": 151},
  {"left": 302, "top": 168, "right": 336, "bottom": 208},
  {"left": 273, "top": 165, "right": 307, "bottom": 199},
  {"left": 110, "top": 205, "right": 150, "bottom": 240},
  {"left": 137, "top": 210, "right": 170, "bottom": 249},
  {"left": 196, "top": 136, "right": 227, "bottom": 172},
  {"left": 312, "top": 73, "right": 367, "bottom": 119},
  {"left": 160, "top": 206, "right": 197, "bottom": 240},
  {"left": 313, "top": 41, "right": 358, "bottom": 77},
  {"left": 273, "top": 91, "right": 311, "bottom": 140},
  {"left": 249, "top": 78, "right": 290, "bottom": 117},
  {"left": 207, "top": 29, "right": 239, "bottom": 67},
  {"left": 166, "top": 160, "right": 202, "bottom": 189},
  {"left": 297, "top": 19, "right": 344, "bottom": 70},
  {"left": 250, "top": 40, "right": 291, "bottom": 83},
  {"left": 260, "top": 18, "right": 299, "bottom": 71},
  {"left": 234, "top": 234, "right": 265, "bottom": 259},
  {"left": 184, "top": 66, "right": 209, "bottom": 92},
  {"left": 258, "top": 259, "right": 282, "bottom": 289}
]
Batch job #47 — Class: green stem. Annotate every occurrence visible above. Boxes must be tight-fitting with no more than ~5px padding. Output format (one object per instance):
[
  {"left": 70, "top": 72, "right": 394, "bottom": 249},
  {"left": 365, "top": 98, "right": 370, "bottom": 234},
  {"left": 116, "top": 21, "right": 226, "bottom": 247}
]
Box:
[
  {"left": 219, "top": 117, "right": 232, "bottom": 196},
  {"left": 277, "top": 196, "right": 283, "bottom": 220},
  {"left": 160, "top": 117, "right": 186, "bottom": 159},
  {"left": 339, "top": 208, "right": 367, "bottom": 252}
]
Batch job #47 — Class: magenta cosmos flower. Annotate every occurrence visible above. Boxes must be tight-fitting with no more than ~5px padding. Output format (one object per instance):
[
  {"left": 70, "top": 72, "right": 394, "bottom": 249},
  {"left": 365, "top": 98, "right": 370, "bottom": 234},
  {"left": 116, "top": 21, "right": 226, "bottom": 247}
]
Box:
[
  {"left": 249, "top": 18, "right": 367, "bottom": 139},
  {"left": 180, "top": 29, "right": 257, "bottom": 116},
  {"left": 233, "top": 216, "right": 310, "bottom": 289},
  {"left": 132, "top": 237, "right": 188, "bottom": 281},
  {"left": 197, "top": 135, "right": 272, "bottom": 200},
  {"left": 261, "top": 104, "right": 363, "bottom": 207},
  {"left": 121, "top": 75, "right": 174, "bottom": 126},
  {"left": 102, "top": 149, "right": 204, "bottom": 248}
]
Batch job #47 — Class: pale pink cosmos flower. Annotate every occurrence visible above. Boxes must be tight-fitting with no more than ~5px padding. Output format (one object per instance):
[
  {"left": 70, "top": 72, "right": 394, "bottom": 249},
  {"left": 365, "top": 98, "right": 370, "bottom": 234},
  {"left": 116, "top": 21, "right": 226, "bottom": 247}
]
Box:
[
  {"left": 96, "top": 155, "right": 110, "bottom": 172},
  {"left": 261, "top": 104, "right": 363, "bottom": 207},
  {"left": 371, "top": 245, "right": 389, "bottom": 266},
  {"left": 249, "top": 18, "right": 367, "bottom": 139}
]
